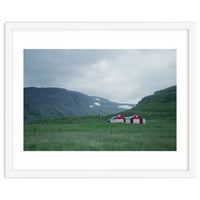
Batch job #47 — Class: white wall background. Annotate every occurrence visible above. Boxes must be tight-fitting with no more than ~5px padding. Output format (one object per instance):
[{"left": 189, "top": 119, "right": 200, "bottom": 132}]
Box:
[{"left": 0, "top": 1, "right": 199, "bottom": 200}]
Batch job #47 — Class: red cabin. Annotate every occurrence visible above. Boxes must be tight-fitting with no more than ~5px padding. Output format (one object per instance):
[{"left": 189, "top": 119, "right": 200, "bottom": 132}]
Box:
[
  {"left": 110, "top": 115, "right": 125, "bottom": 123},
  {"left": 130, "top": 115, "right": 143, "bottom": 124}
]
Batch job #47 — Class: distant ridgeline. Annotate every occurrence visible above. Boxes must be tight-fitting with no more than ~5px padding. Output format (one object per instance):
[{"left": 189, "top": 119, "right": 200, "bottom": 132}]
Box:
[
  {"left": 24, "top": 87, "right": 135, "bottom": 122},
  {"left": 110, "top": 86, "right": 176, "bottom": 121}
]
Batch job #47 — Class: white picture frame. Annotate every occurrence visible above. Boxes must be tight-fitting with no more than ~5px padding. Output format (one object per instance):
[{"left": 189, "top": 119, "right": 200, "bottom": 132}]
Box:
[{"left": 5, "top": 22, "right": 196, "bottom": 178}]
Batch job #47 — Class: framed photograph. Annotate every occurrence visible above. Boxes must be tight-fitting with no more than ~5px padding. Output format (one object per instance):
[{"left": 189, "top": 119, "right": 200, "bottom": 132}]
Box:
[{"left": 5, "top": 22, "right": 196, "bottom": 177}]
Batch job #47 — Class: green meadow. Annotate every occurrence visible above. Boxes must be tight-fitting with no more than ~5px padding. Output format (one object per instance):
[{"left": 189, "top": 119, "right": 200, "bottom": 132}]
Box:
[{"left": 24, "top": 118, "right": 176, "bottom": 151}]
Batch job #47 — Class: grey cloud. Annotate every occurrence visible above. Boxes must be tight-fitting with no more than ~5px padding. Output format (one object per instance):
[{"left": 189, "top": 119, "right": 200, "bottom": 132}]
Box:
[{"left": 24, "top": 49, "right": 176, "bottom": 103}]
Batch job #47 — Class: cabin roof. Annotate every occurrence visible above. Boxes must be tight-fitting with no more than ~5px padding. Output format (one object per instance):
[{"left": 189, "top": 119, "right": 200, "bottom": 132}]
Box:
[
  {"left": 110, "top": 115, "right": 125, "bottom": 120},
  {"left": 110, "top": 115, "right": 145, "bottom": 120}
]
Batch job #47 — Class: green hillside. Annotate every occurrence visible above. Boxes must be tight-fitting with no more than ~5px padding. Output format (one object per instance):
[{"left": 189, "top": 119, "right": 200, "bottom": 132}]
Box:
[{"left": 110, "top": 86, "right": 176, "bottom": 121}]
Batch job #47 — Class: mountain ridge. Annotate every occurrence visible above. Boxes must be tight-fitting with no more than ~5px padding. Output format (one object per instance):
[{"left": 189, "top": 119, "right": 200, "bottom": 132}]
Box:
[{"left": 24, "top": 87, "right": 135, "bottom": 122}]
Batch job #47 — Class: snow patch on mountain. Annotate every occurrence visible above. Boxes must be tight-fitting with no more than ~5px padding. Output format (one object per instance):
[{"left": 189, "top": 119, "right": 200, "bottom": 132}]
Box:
[
  {"left": 118, "top": 105, "right": 132, "bottom": 109},
  {"left": 94, "top": 102, "right": 101, "bottom": 106}
]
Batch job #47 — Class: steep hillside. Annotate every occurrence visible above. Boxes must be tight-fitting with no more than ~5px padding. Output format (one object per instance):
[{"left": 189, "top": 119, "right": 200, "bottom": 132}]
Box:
[
  {"left": 24, "top": 87, "right": 135, "bottom": 122},
  {"left": 108, "top": 86, "right": 176, "bottom": 121}
]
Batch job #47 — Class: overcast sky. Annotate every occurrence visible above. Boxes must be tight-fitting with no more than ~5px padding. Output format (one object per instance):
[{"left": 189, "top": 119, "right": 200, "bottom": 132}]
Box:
[{"left": 24, "top": 49, "right": 176, "bottom": 104}]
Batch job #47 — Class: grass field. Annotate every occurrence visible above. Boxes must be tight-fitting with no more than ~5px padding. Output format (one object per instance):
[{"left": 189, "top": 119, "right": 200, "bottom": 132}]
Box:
[{"left": 24, "top": 119, "right": 176, "bottom": 151}]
